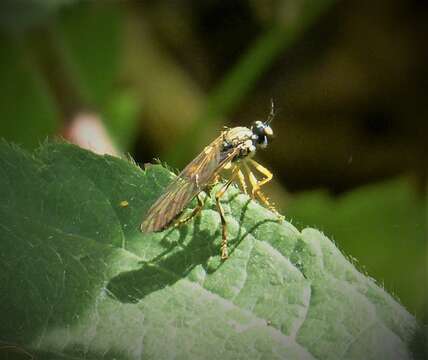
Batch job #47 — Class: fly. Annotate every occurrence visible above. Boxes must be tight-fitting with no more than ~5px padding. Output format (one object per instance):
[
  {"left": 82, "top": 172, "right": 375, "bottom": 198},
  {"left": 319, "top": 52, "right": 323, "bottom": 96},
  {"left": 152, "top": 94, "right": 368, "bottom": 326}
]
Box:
[{"left": 140, "top": 102, "right": 282, "bottom": 260}]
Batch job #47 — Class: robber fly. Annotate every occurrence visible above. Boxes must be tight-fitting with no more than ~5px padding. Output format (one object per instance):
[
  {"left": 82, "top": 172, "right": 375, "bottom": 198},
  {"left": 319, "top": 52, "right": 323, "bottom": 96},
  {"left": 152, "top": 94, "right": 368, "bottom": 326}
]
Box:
[{"left": 140, "top": 103, "right": 282, "bottom": 260}]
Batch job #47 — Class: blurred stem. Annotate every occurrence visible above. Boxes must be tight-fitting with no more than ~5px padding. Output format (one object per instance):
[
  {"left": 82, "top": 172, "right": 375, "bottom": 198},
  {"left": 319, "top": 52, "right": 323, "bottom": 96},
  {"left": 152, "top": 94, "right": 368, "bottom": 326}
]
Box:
[
  {"left": 122, "top": 2, "right": 204, "bottom": 152},
  {"left": 25, "top": 23, "right": 87, "bottom": 121},
  {"left": 204, "top": 25, "right": 291, "bottom": 122},
  {"left": 166, "top": 0, "right": 336, "bottom": 165}
]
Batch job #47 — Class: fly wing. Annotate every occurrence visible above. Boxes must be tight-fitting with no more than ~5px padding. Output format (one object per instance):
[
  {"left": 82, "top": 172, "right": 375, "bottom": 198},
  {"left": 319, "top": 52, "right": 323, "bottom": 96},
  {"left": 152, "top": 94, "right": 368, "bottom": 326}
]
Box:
[{"left": 141, "top": 135, "right": 239, "bottom": 232}]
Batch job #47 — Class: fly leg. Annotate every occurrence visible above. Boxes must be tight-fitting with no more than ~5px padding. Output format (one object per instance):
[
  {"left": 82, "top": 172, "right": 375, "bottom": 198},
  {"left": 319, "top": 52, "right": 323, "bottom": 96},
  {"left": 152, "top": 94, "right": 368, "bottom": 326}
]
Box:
[
  {"left": 248, "top": 158, "right": 273, "bottom": 190},
  {"left": 237, "top": 169, "right": 248, "bottom": 195},
  {"left": 244, "top": 160, "right": 283, "bottom": 219},
  {"left": 173, "top": 193, "right": 205, "bottom": 228},
  {"left": 215, "top": 167, "right": 239, "bottom": 260}
]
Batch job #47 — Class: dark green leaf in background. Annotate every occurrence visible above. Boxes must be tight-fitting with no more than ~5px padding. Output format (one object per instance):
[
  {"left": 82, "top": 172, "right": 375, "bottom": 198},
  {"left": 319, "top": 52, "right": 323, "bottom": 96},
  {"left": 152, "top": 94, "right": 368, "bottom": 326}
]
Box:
[
  {"left": 286, "top": 179, "right": 427, "bottom": 316},
  {"left": 0, "top": 0, "right": 76, "bottom": 33},
  {"left": 0, "top": 141, "right": 420, "bottom": 359},
  {"left": 60, "top": 2, "right": 121, "bottom": 108},
  {"left": 0, "top": 38, "right": 59, "bottom": 149}
]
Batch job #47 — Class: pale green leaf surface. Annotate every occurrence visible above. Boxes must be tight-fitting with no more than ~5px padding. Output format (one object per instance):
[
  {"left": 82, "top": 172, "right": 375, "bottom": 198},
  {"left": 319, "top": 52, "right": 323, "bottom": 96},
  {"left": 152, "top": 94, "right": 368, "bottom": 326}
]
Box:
[
  {"left": 285, "top": 180, "right": 426, "bottom": 316},
  {"left": 0, "top": 141, "right": 419, "bottom": 359}
]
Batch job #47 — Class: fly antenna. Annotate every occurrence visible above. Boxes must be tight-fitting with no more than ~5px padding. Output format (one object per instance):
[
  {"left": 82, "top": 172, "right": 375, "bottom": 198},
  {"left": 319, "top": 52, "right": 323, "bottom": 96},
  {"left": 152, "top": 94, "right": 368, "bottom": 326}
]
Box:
[{"left": 266, "top": 98, "right": 275, "bottom": 125}]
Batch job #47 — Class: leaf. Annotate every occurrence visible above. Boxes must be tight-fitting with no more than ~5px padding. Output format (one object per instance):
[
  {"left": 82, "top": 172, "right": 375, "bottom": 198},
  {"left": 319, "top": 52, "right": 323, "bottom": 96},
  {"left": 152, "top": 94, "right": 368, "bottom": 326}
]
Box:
[
  {"left": 285, "top": 179, "right": 427, "bottom": 316},
  {"left": 0, "top": 39, "right": 58, "bottom": 149},
  {"left": 0, "top": 141, "right": 420, "bottom": 359},
  {"left": 0, "top": 0, "right": 77, "bottom": 33}
]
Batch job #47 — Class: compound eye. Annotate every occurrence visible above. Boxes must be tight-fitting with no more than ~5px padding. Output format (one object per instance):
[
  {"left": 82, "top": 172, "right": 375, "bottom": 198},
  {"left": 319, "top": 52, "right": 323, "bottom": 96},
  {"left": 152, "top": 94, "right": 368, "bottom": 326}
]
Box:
[{"left": 251, "top": 122, "right": 264, "bottom": 137}]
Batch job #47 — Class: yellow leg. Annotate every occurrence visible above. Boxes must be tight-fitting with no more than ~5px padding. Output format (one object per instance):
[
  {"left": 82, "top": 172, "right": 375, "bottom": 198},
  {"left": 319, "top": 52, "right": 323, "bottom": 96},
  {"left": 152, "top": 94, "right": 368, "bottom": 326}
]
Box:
[
  {"left": 237, "top": 169, "right": 248, "bottom": 195},
  {"left": 215, "top": 166, "right": 239, "bottom": 260},
  {"left": 174, "top": 193, "right": 205, "bottom": 228},
  {"left": 244, "top": 161, "right": 282, "bottom": 219},
  {"left": 248, "top": 158, "right": 273, "bottom": 190}
]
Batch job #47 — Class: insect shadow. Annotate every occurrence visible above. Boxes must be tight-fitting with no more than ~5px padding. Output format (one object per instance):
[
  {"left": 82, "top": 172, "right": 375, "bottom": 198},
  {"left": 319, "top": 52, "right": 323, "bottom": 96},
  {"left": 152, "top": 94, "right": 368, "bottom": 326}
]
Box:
[
  {"left": 106, "top": 209, "right": 218, "bottom": 303},
  {"left": 106, "top": 194, "right": 278, "bottom": 304}
]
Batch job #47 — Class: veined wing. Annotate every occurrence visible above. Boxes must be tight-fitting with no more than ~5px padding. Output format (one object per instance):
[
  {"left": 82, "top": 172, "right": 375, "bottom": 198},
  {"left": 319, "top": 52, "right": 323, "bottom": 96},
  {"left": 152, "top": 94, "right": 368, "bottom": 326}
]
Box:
[{"left": 141, "top": 134, "right": 239, "bottom": 232}]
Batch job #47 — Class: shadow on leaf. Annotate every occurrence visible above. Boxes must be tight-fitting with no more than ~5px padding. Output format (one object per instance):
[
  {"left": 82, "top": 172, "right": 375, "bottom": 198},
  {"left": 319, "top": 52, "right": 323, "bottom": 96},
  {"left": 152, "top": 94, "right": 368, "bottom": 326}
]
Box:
[
  {"left": 107, "top": 212, "right": 219, "bottom": 303},
  {"left": 106, "top": 194, "right": 279, "bottom": 303}
]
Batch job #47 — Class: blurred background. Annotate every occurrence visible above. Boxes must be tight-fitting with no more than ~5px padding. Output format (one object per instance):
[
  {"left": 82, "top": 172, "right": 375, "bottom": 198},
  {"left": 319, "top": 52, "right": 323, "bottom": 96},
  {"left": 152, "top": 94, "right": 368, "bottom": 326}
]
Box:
[{"left": 0, "top": 0, "right": 426, "bottom": 320}]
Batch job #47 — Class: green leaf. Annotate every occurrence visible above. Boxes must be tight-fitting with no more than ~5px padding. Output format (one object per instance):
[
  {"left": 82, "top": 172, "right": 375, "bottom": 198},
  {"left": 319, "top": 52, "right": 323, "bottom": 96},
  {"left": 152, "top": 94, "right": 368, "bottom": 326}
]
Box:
[
  {"left": 60, "top": 1, "right": 122, "bottom": 108},
  {"left": 0, "top": 141, "right": 419, "bottom": 359},
  {"left": 0, "top": 0, "right": 77, "bottom": 33},
  {"left": 0, "top": 39, "right": 59, "bottom": 149},
  {"left": 286, "top": 179, "right": 427, "bottom": 316}
]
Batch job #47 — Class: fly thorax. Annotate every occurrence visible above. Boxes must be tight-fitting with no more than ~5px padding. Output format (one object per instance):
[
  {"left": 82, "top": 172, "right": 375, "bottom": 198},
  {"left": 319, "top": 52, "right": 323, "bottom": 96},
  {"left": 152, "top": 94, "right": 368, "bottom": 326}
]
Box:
[
  {"left": 241, "top": 139, "right": 256, "bottom": 157},
  {"left": 224, "top": 127, "right": 253, "bottom": 145},
  {"left": 228, "top": 139, "right": 256, "bottom": 162},
  {"left": 222, "top": 126, "right": 254, "bottom": 157}
]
